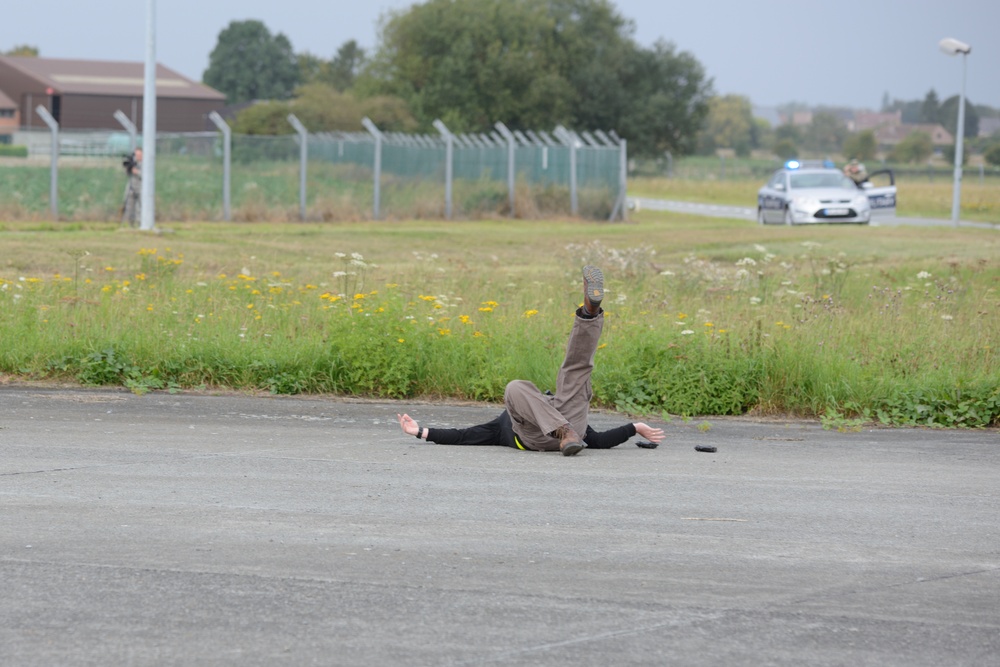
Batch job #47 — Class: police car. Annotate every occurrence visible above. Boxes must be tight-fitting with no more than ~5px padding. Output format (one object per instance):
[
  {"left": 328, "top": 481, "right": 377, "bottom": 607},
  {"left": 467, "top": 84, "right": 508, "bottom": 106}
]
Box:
[{"left": 757, "top": 160, "right": 896, "bottom": 225}]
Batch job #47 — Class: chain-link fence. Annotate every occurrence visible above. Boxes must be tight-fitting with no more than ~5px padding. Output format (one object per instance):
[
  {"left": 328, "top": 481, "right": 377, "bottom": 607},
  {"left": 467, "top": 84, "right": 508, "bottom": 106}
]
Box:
[
  {"left": 634, "top": 154, "right": 1000, "bottom": 184},
  {"left": 2, "top": 119, "right": 627, "bottom": 223}
]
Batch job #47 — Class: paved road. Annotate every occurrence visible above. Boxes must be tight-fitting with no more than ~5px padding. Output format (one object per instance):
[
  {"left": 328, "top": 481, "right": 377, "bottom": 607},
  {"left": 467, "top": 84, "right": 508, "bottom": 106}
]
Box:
[
  {"left": 2, "top": 388, "right": 998, "bottom": 666},
  {"left": 630, "top": 197, "right": 999, "bottom": 229}
]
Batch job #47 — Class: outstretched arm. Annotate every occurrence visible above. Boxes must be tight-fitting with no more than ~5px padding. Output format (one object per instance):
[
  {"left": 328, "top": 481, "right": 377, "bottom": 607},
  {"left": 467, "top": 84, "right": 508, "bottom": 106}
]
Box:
[
  {"left": 584, "top": 422, "right": 666, "bottom": 449},
  {"left": 398, "top": 412, "right": 511, "bottom": 446}
]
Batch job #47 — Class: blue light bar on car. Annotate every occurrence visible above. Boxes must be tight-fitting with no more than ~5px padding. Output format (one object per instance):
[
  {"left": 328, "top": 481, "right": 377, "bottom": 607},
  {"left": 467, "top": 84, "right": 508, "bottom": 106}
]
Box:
[{"left": 785, "top": 160, "right": 801, "bottom": 170}]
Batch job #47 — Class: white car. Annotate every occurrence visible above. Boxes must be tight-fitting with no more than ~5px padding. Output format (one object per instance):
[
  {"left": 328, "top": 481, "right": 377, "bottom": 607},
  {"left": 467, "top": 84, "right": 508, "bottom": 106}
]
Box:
[{"left": 757, "top": 161, "right": 896, "bottom": 225}]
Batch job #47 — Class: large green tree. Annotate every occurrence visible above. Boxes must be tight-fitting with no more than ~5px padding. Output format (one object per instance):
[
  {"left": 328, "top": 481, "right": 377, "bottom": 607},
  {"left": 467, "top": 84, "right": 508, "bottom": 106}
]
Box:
[
  {"left": 203, "top": 20, "right": 300, "bottom": 104},
  {"left": 359, "top": 0, "right": 711, "bottom": 155},
  {"left": 939, "top": 94, "right": 980, "bottom": 140},
  {"left": 233, "top": 84, "right": 416, "bottom": 134},
  {"left": 298, "top": 40, "right": 368, "bottom": 92},
  {"left": 889, "top": 131, "right": 933, "bottom": 163},
  {"left": 920, "top": 89, "right": 940, "bottom": 124},
  {"left": 842, "top": 130, "right": 877, "bottom": 162},
  {"left": 697, "top": 95, "right": 757, "bottom": 156},
  {"left": 984, "top": 142, "right": 1000, "bottom": 167},
  {"left": 801, "top": 111, "right": 847, "bottom": 153},
  {"left": 3, "top": 45, "right": 38, "bottom": 56}
]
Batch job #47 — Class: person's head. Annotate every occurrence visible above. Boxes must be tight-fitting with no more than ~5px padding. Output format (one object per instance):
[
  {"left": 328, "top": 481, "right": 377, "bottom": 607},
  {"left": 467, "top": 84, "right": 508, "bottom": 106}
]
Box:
[{"left": 134, "top": 148, "right": 143, "bottom": 162}]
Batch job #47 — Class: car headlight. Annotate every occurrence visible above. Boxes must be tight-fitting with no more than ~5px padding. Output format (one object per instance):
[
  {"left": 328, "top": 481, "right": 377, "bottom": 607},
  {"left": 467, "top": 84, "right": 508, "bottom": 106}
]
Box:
[
  {"left": 791, "top": 197, "right": 815, "bottom": 210},
  {"left": 853, "top": 195, "right": 870, "bottom": 209}
]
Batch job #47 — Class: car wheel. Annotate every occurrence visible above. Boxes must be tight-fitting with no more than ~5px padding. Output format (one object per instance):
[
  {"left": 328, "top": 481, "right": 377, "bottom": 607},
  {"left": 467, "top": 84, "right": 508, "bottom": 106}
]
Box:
[
  {"left": 783, "top": 207, "right": 794, "bottom": 225},
  {"left": 757, "top": 208, "right": 766, "bottom": 225}
]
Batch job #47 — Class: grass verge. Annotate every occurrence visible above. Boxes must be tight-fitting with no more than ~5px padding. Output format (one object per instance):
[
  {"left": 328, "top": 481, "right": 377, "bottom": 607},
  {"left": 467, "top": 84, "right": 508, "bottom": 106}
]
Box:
[{"left": 1, "top": 212, "right": 997, "bottom": 427}]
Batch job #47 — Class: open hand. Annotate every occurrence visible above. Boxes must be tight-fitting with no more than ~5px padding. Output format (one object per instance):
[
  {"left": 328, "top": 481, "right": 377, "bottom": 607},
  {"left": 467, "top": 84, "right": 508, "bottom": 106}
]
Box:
[
  {"left": 397, "top": 413, "right": 420, "bottom": 437},
  {"left": 634, "top": 422, "right": 665, "bottom": 443}
]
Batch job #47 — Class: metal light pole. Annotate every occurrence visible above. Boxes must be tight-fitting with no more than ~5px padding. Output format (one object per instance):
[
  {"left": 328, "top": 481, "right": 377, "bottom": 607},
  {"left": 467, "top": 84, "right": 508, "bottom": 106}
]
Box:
[
  {"left": 287, "top": 114, "right": 308, "bottom": 221},
  {"left": 494, "top": 122, "right": 516, "bottom": 217},
  {"left": 208, "top": 111, "right": 231, "bottom": 221},
  {"left": 35, "top": 105, "right": 59, "bottom": 220},
  {"left": 433, "top": 119, "right": 454, "bottom": 220},
  {"left": 361, "top": 117, "right": 383, "bottom": 220},
  {"left": 140, "top": 0, "right": 157, "bottom": 231},
  {"left": 939, "top": 37, "right": 971, "bottom": 228}
]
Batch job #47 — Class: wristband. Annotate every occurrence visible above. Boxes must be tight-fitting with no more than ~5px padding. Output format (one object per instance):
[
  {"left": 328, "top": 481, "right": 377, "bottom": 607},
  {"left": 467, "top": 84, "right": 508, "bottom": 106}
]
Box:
[{"left": 414, "top": 430, "right": 422, "bottom": 439}]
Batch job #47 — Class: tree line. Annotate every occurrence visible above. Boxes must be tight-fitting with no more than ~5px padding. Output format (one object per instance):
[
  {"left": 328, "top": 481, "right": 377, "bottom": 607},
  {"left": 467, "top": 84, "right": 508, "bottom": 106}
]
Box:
[
  {"left": 202, "top": 0, "right": 713, "bottom": 158},
  {"left": 695, "top": 90, "right": 1000, "bottom": 166}
]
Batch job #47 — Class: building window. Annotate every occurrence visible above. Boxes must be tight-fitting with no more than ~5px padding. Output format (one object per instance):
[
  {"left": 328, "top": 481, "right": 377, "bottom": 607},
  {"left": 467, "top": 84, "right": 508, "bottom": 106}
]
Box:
[{"left": 0, "top": 109, "right": 15, "bottom": 118}]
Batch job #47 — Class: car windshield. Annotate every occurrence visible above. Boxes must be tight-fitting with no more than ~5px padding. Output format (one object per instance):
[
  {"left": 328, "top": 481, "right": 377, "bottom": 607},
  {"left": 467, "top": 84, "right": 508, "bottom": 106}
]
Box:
[{"left": 789, "top": 172, "right": 855, "bottom": 189}]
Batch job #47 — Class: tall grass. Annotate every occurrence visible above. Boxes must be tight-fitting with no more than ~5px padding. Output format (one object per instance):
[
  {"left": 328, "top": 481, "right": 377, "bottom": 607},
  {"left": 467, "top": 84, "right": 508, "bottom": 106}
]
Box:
[
  {"left": 0, "top": 158, "right": 607, "bottom": 222},
  {"left": 0, "top": 214, "right": 997, "bottom": 426}
]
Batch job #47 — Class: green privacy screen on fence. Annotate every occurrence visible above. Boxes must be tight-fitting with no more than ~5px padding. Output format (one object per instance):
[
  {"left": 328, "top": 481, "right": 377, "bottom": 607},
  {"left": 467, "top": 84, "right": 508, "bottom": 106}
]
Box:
[{"left": 4, "top": 121, "right": 626, "bottom": 223}]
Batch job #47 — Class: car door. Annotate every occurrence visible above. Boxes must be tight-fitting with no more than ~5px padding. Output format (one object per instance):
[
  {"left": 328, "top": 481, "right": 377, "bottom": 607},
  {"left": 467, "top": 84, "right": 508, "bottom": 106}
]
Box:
[
  {"left": 864, "top": 169, "right": 897, "bottom": 219},
  {"left": 759, "top": 171, "right": 787, "bottom": 223}
]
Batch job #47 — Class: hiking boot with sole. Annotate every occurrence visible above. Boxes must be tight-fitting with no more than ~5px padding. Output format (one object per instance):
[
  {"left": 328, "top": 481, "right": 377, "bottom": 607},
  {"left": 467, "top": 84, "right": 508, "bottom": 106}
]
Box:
[
  {"left": 582, "top": 265, "right": 604, "bottom": 315},
  {"left": 554, "top": 424, "right": 584, "bottom": 456}
]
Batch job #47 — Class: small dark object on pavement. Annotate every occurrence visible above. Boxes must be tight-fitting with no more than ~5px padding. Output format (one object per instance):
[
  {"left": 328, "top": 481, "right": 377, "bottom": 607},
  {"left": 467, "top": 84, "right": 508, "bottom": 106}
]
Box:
[
  {"left": 695, "top": 446, "right": 717, "bottom": 453},
  {"left": 636, "top": 441, "right": 659, "bottom": 449}
]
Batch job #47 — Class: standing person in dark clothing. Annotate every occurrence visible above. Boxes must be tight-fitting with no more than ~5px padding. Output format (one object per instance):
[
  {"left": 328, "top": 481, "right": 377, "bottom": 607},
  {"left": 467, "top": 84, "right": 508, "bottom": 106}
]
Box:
[
  {"left": 397, "top": 266, "right": 665, "bottom": 455},
  {"left": 121, "top": 148, "right": 142, "bottom": 227}
]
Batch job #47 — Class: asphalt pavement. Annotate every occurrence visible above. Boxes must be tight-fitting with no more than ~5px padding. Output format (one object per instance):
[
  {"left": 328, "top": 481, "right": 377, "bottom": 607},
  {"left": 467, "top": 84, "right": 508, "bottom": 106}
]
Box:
[
  {"left": 630, "top": 197, "right": 1000, "bottom": 229},
  {"left": 1, "top": 387, "right": 998, "bottom": 666}
]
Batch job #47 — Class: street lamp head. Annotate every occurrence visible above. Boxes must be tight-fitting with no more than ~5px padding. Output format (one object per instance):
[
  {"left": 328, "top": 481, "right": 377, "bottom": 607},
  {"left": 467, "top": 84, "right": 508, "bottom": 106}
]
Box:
[{"left": 939, "top": 37, "right": 971, "bottom": 56}]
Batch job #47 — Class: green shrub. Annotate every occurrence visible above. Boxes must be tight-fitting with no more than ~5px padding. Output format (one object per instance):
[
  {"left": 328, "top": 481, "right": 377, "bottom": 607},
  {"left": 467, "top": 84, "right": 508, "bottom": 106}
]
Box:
[{"left": 0, "top": 144, "right": 28, "bottom": 157}]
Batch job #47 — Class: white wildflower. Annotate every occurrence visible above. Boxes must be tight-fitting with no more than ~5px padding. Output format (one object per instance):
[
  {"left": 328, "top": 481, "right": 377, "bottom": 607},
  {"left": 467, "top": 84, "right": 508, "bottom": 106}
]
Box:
[
  {"left": 749, "top": 296, "right": 762, "bottom": 304},
  {"left": 917, "top": 271, "right": 932, "bottom": 280},
  {"left": 754, "top": 244, "right": 767, "bottom": 253},
  {"left": 941, "top": 314, "right": 953, "bottom": 321},
  {"left": 680, "top": 330, "right": 694, "bottom": 335},
  {"left": 660, "top": 270, "right": 675, "bottom": 276},
  {"left": 736, "top": 257, "right": 757, "bottom": 266}
]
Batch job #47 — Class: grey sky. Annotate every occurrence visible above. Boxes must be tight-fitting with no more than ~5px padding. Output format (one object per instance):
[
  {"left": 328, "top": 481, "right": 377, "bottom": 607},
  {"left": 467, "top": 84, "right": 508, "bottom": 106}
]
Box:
[{"left": 3, "top": 0, "right": 997, "bottom": 111}]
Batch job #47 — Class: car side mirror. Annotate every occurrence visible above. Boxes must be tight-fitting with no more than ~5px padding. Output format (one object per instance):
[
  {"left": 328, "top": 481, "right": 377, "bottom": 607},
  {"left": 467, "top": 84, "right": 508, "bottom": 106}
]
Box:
[{"left": 861, "top": 182, "right": 872, "bottom": 189}]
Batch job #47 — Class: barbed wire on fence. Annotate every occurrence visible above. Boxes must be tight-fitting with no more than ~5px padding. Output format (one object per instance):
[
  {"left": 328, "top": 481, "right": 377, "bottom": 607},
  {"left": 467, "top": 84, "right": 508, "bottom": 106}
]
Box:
[{"left": 7, "top": 120, "right": 628, "bottom": 223}]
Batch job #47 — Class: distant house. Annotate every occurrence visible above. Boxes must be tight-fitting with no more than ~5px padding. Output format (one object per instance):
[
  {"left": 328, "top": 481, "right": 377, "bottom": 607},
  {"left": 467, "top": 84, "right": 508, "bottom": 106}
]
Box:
[
  {"left": 979, "top": 117, "right": 1000, "bottom": 138},
  {"left": 790, "top": 111, "right": 812, "bottom": 127},
  {"left": 0, "top": 56, "right": 225, "bottom": 132},
  {"left": 0, "top": 88, "right": 18, "bottom": 143},
  {"left": 874, "top": 123, "right": 954, "bottom": 147},
  {"left": 854, "top": 111, "right": 902, "bottom": 132}
]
